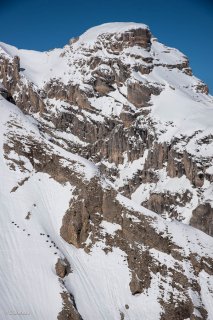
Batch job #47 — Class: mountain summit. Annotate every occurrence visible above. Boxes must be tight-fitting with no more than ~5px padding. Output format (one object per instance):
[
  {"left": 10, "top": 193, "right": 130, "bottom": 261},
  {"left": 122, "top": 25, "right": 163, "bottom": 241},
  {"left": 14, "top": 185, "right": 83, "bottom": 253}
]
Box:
[{"left": 0, "top": 22, "right": 213, "bottom": 320}]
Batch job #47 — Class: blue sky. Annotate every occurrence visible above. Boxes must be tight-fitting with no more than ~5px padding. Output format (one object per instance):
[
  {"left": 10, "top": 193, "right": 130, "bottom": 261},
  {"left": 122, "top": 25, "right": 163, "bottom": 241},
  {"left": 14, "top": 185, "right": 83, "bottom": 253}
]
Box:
[{"left": 0, "top": 0, "right": 213, "bottom": 93}]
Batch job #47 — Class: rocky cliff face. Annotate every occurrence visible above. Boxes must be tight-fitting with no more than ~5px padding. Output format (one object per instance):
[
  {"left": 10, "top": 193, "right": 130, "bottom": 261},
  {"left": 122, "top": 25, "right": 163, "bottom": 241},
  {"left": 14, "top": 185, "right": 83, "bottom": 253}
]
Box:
[{"left": 0, "top": 22, "right": 213, "bottom": 320}]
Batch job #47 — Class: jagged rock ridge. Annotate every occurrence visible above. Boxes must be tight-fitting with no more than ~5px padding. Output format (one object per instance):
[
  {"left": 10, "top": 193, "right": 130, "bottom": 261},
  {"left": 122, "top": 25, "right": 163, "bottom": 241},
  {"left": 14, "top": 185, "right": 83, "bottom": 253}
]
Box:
[{"left": 0, "top": 22, "right": 213, "bottom": 320}]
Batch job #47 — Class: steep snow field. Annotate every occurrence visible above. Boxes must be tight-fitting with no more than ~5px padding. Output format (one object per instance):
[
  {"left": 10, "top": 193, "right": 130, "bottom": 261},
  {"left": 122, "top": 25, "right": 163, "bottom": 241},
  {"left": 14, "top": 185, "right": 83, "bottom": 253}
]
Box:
[
  {"left": 0, "top": 22, "right": 213, "bottom": 319},
  {"left": 0, "top": 98, "right": 163, "bottom": 319},
  {"left": 0, "top": 97, "right": 213, "bottom": 319},
  {"left": 0, "top": 98, "right": 72, "bottom": 319}
]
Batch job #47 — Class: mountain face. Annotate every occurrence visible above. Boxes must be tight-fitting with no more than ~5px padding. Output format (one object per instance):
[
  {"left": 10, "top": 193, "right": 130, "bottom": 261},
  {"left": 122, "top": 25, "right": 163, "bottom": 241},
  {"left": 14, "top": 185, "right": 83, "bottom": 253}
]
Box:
[{"left": 0, "top": 22, "right": 213, "bottom": 320}]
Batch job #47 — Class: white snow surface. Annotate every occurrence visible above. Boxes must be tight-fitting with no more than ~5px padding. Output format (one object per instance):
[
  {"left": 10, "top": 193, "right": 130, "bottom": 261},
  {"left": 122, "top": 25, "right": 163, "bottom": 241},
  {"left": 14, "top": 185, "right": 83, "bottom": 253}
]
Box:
[
  {"left": 151, "top": 85, "right": 213, "bottom": 143},
  {"left": 1, "top": 97, "right": 213, "bottom": 319},
  {"left": 100, "top": 220, "right": 121, "bottom": 236},
  {"left": 78, "top": 22, "right": 148, "bottom": 44},
  {"left": 0, "top": 99, "right": 72, "bottom": 319},
  {"left": 1, "top": 22, "right": 213, "bottom": 319},
  {"left": 0, "top": 98, "right": 163, "bottom": 320}
]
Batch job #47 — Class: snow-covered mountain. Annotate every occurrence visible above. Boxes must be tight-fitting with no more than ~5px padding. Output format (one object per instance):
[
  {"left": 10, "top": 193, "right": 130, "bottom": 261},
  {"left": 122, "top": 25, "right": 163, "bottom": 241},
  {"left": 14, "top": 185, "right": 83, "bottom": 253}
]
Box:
[{"left": 0, "top": 22, "right": 213, "bottom": 320}]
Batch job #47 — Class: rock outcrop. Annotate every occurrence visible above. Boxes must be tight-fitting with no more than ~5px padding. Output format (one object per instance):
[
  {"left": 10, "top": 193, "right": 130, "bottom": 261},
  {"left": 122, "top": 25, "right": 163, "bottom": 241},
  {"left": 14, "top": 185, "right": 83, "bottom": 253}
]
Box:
[
  {"left": 1, "top": 23, "right": 212, "bottom": 240},
  {"left": 0, "top": 22, "right": 213, "bottom": 320},
  {"left": 190, "top": 204, "right": 213, "bottom": 236}
]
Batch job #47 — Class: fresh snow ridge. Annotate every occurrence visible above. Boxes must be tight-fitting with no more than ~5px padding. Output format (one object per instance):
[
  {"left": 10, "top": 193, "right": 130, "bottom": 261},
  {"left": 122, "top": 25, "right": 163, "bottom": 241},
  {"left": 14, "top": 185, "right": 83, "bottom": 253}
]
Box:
[{"left": 78, "top": 22, "right": 149, "bottom": 44}]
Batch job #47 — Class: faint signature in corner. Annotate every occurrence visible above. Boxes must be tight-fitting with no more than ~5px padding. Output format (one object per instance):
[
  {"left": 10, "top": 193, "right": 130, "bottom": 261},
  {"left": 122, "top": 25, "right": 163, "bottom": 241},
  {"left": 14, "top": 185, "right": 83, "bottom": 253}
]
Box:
[{"left": 7, "top": 311, "right": 30, "bottom": 316}]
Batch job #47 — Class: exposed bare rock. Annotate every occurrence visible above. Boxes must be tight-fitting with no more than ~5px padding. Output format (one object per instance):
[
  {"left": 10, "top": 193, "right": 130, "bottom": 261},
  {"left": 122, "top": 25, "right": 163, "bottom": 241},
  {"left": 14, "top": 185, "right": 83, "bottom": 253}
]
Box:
[
  {"left": 190, "top": 204, "right": 213, "bottom": 236},
  {"left": 94, "top": 78, "right": 114, "bottom": 95},
  {"left": 127, "top": 81, "right": 161, "bottom": 107},
  {"left": 1, "top": 22, "right": 213, "bottom": 319},
  {"left": 58, "top": 292, "right": 82, "bottom": 320},
  {"left": 96, "top": 26, "right": 151, "bottom": 53},
  {"left": 142, "top": 190, "right": 192, "bottom": 219},
  {"left": 55, "top": 258, "right": 71, "bottom": 278}
]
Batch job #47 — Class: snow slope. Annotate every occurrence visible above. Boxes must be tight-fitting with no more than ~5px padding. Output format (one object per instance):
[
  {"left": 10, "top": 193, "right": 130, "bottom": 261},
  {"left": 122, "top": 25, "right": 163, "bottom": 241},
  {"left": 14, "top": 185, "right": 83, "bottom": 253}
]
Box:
[
  {"left": 0, "top": 22, "right": 213, "bottom": 319},
  {"left": 0, "top": 98, "right": 162, "bottom": 320},
  {"left": 0, "top": 96, "right": 213, "bottom": 319}
]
